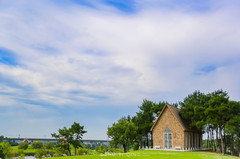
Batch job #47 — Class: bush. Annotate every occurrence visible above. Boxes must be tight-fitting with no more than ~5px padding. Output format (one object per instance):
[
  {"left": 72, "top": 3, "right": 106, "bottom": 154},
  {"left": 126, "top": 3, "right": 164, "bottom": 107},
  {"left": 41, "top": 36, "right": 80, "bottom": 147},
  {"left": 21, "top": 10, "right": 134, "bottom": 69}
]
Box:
[
  {"left": 18, "top": 142, "right": 29, "bottom": 150},
  {"left": 95, "top": 145, "right": 108, "bottom": 154},
  {"left": 44, "top": 142, "right": 54, "bottom": 150},
  {"left": 133, "top": 142, "right": 140, "bottom": 151},
  {"left": 0, "top": 142, "right": 11, "bottom": 157},
  {"left": 53, "top": 146, "right": 69, "bottom": 157},
  {"left": 77, "top": 146, "right": 88, "bottom": 155},
  {"left": 35, "top": 149, "right": 55, "bottom": 158},
  {"left": 32, "top": 141, "right": 43, "bottom": 149},
  {"left": 0, "top": 145, "right": 5, "bottom": 159},
  {"left": 108, "top": 147, "right": 124, "bottom": 153},
  {"left": 9, "top": 149, "right": 25, "bottom": 158}
]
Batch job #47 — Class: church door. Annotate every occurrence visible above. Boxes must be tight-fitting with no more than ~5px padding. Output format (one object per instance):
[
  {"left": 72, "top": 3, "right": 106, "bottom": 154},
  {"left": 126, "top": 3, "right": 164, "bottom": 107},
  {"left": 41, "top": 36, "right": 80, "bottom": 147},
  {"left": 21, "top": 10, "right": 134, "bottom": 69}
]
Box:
[{"left": 164, "top": 127, "right": 172, "bottom": 149}]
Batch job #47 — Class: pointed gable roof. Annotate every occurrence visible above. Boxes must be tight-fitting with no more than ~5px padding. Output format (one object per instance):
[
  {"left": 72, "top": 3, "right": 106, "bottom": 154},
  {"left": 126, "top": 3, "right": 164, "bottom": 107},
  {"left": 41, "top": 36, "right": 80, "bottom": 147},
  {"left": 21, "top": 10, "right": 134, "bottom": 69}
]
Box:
[{"left": 150, "top": 104, "right": 190, "bottom": 131}]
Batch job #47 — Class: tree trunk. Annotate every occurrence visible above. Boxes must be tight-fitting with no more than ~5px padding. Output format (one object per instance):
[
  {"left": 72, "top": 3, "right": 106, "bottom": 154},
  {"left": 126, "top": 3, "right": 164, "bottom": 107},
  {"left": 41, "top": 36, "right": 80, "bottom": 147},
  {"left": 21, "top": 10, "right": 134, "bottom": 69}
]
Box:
[
  {"left": 216, "top": 128, "right": 219, "bottom": 152},
  {"left": 75, "top": 147, "right": 77, "bottom": 156},
  {"left": 68, "top": 145, "right": 71, "bottom": 156},
  {"left": 224, "top": 131, "right": 226, "bottom": 154},
  {"left": 123, "top": 144, "right": 127, "bottom": 153},
  {"left": 151, "top": 132, "right": 153, "bottom": 148},
  {"left": 219, "top": 127, "right": 224, "bottom": 155},
  {"left": 207, "top": 129, "right": 209, "bottom": 148},
  {"left": 211, "top": 129, "right": 214, "bottom": 152},
  {"left": 146, "top": 134, "right": 149, "bottom": 147},
  {"left": 231, "top": 134, "right": 234, "bottom": 156}
]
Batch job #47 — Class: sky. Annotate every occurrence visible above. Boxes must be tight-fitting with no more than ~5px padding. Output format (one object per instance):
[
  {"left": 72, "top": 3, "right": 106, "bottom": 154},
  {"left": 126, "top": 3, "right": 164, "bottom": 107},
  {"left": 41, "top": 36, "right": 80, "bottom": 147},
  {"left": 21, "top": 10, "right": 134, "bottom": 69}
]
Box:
[{"left": 0, "top": 0, "right": 240, "bottom": 140}]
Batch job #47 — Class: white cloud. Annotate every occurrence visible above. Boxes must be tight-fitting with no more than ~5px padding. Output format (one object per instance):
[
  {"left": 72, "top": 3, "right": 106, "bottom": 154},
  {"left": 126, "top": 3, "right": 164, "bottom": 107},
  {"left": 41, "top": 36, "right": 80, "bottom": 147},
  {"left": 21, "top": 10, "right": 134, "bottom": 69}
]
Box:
[{"left": 0, "top": 0, "right": 240, "bottom": 138}]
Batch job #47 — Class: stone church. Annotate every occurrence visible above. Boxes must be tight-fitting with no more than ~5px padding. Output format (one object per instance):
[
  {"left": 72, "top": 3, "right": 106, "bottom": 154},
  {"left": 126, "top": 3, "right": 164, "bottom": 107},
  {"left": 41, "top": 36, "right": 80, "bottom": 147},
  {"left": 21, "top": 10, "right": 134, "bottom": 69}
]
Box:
[{"left": 151, "top": 104, "right": 202, "bottom": 150}]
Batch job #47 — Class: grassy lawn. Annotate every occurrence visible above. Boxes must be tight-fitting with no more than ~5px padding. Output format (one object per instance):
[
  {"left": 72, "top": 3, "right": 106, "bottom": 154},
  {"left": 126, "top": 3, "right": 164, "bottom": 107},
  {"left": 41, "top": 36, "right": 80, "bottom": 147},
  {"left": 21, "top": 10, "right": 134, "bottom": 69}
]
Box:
[{"left": 50, "top": 150, "right": 239, "bottom": 159}]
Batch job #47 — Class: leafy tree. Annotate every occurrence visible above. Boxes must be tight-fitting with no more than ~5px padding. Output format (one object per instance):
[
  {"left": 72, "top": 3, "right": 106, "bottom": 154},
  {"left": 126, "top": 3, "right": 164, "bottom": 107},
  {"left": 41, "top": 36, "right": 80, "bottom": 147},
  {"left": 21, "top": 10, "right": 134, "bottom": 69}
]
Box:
[
  {"left": 18, "top": 142, "right": 28, "bottom": 150},
  {"left": 0, "top": 145, "right": 5, "bottom": 159},
  {"left": 0, "top": 142, "right": 11, "bottom": 157},
  {"left": 135, "top": 100, "right": 155, "bottom": 147},
  {"left": 52, "top": 122, "right": 87, "bottom": 156},
  {"left": 151, "top": 101, "right": 178, "bottom": 117},
  {"left": 225, "top": 101, "right": 240, "bottom": 155},
  {"left": 69, "top": 122, "right": 87, "bottom": 155},
  {"left": 44, "top": 142, "right": 54, "bottom": 150},
  {"left": 95, "top": 145, "right": 107, "bottom": 154},
  {"left": 52, "top": 127, "right": 71, "bottom": 155},
  {"left": 107, "top": 116, "right": 137, "bottom": 153},
  {"left": 0, "top": 136, "right": 4, "bottom": 142},
  {"left": 32, "top": 141, "right": 43, "bottom": 149},
  {"left": 180, "top": 90, "right": 209, "bottom": 131},
  {"left": 205, "top": 90, "right": 230, "bottom": 154}
]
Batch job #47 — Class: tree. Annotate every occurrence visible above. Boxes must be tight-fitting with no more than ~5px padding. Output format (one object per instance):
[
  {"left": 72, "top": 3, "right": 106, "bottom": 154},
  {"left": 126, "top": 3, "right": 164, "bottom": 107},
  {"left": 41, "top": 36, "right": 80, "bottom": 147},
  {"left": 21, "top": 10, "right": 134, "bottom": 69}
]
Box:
[
  {"left": 32, "top": 141, "right": 43, "bottom": 149},
  {"left": 225, "top": 101, "right": 240, "bottom": 155},
  {"left": 205, "top": 90, "right": 230, "bottom": 155},
  {"left": 0, "top": 142, "right": 11, "bottom": 158},
  {"left": 18, "top": 142, "right": 28, "bottom": 150},
  {"left": 107, "top": 116, "right": 137, "bottom": 153},
  {"left": 69, "top": 122, "right": 87, "bottom": 156},
  {"left": 0, "top": 136, "right": 4, "bottom": 142},
  {"left": 135, "top": 100, "right": 155, "bottom": 147},
  {"left": 0, "top": 145, "right": 5, "bottom": 159},
  {"left": 44, "top": 142, "right": 54, "bottom": 150},
  {"left": 52, "top": 122, "right": 87, "bottom": 156},
  {"left": 180, "top": 90, "right": 209, "bottom": 131}
]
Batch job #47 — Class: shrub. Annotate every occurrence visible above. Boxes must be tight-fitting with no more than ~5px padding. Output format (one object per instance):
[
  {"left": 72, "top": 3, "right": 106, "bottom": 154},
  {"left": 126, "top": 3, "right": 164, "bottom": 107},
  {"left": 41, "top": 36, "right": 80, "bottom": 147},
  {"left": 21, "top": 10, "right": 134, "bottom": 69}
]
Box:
[
  {"left": 18, "top": 142, "right": 28, "bottom": 150},
  {"left": 77, "top": 146, "right": 88, "bottom": 155},
  {"left": 0, "top": 145, "right": 5, "bottom": 159},
  {"left": 44, "top": 142, "right": 54, "bottom": 150},
  {"left": 133, "top": 142, "right": 140, "bottom": 151},
  {"left": 0, "top": 142, "right": 11, "bottom": 157},
  {"left": 53, "top": 146, "right": 69, "bottom": 157},
  {"left": 95, "top": 145, "right": 108, "bottom": 154},
  {"left": 35, "top": 149, "right": 47, "bottom": 158},
  {"left": 35, "top": 149, "right": 55, "bottom": 158},
  {"left": 108, "top": 147, "right": 124, "bottom": 153},
  {"left": 9, "top": 149, "right": 24, "bottom": 158},
  {"left": 32, "top": 141, "right": 43, "bottom": 149}
]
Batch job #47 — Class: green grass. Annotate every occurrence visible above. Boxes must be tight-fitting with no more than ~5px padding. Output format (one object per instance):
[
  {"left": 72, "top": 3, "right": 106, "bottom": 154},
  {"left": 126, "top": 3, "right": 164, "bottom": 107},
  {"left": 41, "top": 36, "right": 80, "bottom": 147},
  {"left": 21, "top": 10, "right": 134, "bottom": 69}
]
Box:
[
  {"left": 50, "top": 150, "right": 239, "bottom": 159},
  {"left": 11, "top": 145, "right": 37, "bottom": 153}
]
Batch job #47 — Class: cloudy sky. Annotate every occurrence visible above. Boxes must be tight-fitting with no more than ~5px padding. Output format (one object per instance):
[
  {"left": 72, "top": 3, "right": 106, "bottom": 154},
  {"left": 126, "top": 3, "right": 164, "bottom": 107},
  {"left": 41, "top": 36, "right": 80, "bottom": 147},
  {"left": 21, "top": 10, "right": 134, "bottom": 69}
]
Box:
[{"left": 0, "top": 0, "right": 240, "bottom": 139}]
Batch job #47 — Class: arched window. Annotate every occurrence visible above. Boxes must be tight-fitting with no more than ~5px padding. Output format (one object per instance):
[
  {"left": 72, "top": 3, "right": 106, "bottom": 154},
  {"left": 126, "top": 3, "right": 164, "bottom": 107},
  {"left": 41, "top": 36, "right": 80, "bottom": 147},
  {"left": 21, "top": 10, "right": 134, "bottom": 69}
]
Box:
[{"left": 164, "top": 127, "right": 172, "bottom": 149}]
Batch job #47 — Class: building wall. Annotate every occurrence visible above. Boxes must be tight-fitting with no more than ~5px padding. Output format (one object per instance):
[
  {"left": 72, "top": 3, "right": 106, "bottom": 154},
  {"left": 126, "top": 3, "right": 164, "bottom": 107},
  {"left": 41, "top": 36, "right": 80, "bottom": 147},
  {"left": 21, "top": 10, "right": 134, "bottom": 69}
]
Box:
[{"left": 152, "top": 107, "right": 185, "bottom": 149}]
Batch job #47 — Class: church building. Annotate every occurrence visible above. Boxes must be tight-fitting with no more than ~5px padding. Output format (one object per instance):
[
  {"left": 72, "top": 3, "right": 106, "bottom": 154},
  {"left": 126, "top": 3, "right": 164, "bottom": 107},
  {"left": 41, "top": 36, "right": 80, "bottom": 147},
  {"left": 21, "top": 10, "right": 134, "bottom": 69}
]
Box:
[{"left": 151, "top": 104, "right": 202, "bottom": 150}]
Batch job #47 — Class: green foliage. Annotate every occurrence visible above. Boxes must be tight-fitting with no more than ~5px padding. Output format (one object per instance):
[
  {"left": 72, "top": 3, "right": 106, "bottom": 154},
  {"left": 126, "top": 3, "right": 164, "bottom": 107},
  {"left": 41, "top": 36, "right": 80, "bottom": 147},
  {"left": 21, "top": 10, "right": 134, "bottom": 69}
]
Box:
[
  {"left": 18, "top": 142, "right": 29, "bottom": 150},
  {"left": 95, "top": 145, "right": 107, "bottom": 154},
  {"left": 77, "top": 145, "right": 88, "bottom": 155},
  {"left": 133, "top": 142, "right": 139, "bottom": 151},
  {"left": 107, "top": 116, "right": 137, "bottom": 153},
  {"left": 107, "top": 147, "right": 123, "bottom": 153},
  {"left": 44, "top": 142, "right": 54, "bottom": 149},
  {"left": 0, "top": 136, "right": 4, "bottom": 142},
  {"left": 32, "top": 141, "right": 43, "bottom": 149},
  {"left": 9, "top": 149, "right": 25, "bottom": 158},
  {"left": 35, "top": 149, "right": 55, "bottom": 158},
  {"left": 69, "top": 122, "right": 87, "bottom": 155},
  {"left": 0, "top": 142, "right": 11, "bottom": 157},
  {"left": 0, "top": 145, "right": 5, "bottom": 159},
  {"left": 52, "top": 122, "right": 87, "bottom": 156},
  {"left": 180, "top": 90, "right": 209, "bottom": 131}
]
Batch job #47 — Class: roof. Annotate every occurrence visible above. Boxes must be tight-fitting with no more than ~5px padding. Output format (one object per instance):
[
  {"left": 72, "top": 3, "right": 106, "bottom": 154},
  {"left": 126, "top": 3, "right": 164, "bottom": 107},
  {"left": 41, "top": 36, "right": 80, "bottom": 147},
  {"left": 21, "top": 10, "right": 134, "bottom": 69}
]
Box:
[{"left": 150, "top": 104, "right": 190, "bottom": 131}]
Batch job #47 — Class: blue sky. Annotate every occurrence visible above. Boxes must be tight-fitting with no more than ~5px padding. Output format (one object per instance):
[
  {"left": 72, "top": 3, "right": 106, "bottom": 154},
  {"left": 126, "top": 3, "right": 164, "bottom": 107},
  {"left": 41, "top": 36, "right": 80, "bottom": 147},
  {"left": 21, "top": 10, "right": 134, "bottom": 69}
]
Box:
[{"left": 0, "top": 0, "right": 240, "bottom": 139}]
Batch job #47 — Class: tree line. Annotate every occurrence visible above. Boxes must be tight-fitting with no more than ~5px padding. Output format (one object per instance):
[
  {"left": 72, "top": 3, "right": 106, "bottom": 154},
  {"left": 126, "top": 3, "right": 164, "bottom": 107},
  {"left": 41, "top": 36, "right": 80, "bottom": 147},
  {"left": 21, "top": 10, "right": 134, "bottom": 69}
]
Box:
[{"left": 107, "top": 89, "right": 240, "bottom": 156}]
